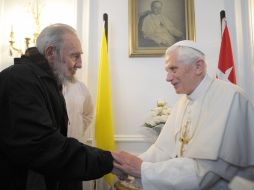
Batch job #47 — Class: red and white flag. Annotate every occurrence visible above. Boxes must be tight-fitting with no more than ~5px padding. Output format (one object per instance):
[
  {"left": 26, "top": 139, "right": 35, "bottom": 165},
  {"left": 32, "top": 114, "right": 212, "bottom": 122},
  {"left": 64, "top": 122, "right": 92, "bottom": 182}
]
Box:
[{"left": 217, "top": 24, "right": 236, "bottom": 84}]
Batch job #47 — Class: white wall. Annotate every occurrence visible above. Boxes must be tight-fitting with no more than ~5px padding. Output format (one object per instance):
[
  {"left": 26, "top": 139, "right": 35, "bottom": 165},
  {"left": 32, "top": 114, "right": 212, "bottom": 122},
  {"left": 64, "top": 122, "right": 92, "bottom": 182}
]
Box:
[{"left": 224, "top": 0, "right": 254, "bottom": 101}]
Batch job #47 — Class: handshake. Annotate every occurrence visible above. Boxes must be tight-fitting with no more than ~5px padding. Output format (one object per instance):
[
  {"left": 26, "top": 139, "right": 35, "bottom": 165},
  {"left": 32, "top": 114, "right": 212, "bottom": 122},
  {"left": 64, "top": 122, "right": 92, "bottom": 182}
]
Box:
[{"left": 111, "top": 151, "right": 143, "bottom": 180}]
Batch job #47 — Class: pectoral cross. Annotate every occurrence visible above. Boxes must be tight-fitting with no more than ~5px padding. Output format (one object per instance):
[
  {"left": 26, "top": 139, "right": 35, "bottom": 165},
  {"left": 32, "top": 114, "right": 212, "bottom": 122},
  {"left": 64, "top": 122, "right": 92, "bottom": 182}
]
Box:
[{"left": 179, "top": 120, "right": 191, "bottom": 157}]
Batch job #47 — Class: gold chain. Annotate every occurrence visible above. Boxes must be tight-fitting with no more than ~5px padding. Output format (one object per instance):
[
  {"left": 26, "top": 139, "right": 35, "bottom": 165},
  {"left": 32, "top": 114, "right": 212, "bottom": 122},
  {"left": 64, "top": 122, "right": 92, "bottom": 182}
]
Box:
[
  {"left": 177, "top": 80, "right": 214, "bottom": 157},
  {"left": 179, "top": 119, "right": 192, "bottom": 157}
]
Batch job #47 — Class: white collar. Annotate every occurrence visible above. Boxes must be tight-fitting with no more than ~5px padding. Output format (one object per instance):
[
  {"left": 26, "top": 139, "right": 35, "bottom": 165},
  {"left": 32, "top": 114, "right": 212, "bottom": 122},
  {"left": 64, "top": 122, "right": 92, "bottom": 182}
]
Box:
[{"left": 187, "top": 74, "right": 212, "bottom": 101}]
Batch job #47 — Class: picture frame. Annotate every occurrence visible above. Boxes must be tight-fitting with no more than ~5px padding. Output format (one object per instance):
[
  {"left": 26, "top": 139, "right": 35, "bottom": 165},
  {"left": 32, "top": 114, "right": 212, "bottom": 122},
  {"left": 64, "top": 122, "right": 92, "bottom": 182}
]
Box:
[{"left": 128, "top": 0, "right": 195, "bottom": 57}]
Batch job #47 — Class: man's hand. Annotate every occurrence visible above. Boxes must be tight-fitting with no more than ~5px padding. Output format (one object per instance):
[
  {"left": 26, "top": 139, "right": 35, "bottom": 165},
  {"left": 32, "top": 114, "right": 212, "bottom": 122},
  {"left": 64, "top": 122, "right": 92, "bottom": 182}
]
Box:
[
  {"left": 112, "top": 151, "right": 142, "bottom": 178},
  {"left": 111, "top": 165, "right": 128, "bottom": 180}
]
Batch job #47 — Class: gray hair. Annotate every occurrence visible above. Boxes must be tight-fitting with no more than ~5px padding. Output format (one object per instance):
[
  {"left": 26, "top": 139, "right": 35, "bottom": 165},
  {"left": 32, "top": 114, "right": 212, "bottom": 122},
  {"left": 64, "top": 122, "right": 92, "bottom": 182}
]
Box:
[
  {"left": 36, "top": 23, "right": 77, "bottom": 55},
  {"left": 165, "top": 44, "right": 206, "bottom": 67}
]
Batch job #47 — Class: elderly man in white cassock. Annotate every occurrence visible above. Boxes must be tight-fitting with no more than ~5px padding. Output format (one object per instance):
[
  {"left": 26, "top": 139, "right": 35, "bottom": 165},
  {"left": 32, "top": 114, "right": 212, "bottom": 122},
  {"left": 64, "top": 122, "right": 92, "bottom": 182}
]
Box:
[{"left": 112, "top": 40, "right": 254, "bottom": 190}]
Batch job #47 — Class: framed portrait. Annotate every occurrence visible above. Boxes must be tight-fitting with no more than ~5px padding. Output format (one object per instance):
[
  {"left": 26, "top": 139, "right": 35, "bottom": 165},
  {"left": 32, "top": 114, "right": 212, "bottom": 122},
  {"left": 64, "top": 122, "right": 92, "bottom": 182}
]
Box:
[{"left": 128, "top": 0, "right": 195, "bottom": 57}]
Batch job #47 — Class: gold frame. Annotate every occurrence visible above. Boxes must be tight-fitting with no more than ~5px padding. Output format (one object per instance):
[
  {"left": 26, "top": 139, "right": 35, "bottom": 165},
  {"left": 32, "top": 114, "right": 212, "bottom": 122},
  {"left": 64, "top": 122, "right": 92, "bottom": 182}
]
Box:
[{"left": 128, "top": 0, "right": 195, "bottom": 57}]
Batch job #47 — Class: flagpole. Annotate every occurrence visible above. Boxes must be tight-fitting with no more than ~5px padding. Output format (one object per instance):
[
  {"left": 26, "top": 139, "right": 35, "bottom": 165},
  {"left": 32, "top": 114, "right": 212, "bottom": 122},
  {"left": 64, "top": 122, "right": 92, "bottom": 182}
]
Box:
[
  {"left": 103, "top": 13, "right": 108, "bottom": 43},
  {"left": 220, "top": 10, "right": 226, "bottom": 36}
]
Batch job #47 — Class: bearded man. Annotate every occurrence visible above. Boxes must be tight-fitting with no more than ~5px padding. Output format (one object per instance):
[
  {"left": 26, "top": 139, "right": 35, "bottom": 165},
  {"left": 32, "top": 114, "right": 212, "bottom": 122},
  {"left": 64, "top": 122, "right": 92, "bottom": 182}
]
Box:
[{"left": 0, "top": 23, "right": 114, "bottom": 190}]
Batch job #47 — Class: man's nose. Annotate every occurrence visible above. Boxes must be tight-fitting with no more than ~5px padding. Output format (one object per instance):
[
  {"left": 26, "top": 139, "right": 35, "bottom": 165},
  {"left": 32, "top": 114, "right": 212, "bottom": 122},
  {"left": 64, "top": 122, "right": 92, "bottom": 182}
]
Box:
[
  {"left": 166, "top": 72, "right": 173, "bottom": 82},
  {"left": 75, "top": 58, "right": 82, "bottom": 68}
]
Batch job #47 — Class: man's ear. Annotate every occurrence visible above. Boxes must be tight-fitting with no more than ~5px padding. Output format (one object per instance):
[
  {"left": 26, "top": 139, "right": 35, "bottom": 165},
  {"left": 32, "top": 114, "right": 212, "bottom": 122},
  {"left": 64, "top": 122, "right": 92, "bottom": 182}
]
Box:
[
  {"left": 195, "top": 59, "right": 205, "bottom": 75},
  {"left": 44, "top": 46, "right": 55, "bottom": 64}
]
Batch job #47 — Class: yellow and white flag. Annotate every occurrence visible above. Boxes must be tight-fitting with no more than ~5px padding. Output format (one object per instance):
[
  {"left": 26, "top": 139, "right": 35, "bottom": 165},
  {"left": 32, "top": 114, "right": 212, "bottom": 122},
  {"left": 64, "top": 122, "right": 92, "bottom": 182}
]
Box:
[{"left": 95, "top": 27, "right": 116, "bottom": 186}]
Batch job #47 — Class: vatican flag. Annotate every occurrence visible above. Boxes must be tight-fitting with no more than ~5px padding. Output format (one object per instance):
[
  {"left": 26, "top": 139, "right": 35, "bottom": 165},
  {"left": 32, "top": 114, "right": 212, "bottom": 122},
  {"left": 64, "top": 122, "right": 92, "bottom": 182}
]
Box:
[{"left": 95, "top": 27, "right": 116, "bottom": 186}]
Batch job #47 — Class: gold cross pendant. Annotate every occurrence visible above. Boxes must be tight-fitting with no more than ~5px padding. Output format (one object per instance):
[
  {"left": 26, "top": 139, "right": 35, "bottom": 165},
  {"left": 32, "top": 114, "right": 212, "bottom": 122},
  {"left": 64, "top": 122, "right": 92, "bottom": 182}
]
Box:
[
  {"left": 179, "top": 122, "right": 190, "bottom": 157},
  {"left": 179, "top": 136, "right": 190, "bottom": 157}
]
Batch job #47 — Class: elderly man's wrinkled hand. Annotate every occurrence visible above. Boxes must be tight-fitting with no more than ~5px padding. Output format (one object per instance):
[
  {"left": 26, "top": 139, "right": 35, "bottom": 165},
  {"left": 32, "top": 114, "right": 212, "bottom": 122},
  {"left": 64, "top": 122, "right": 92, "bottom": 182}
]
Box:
[
  {"left": 112, "top": 164, "right": 128, "bottom": 180},
  {"left": 112, "top": 151, "right": 142, "bottom": 178}
]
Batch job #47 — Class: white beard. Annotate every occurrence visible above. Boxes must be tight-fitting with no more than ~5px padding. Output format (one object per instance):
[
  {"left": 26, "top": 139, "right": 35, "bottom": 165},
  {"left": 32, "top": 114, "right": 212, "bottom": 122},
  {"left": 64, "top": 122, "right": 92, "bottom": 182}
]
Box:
[{"left": 51, "top": 59, "right": 68, "bottom": 85}]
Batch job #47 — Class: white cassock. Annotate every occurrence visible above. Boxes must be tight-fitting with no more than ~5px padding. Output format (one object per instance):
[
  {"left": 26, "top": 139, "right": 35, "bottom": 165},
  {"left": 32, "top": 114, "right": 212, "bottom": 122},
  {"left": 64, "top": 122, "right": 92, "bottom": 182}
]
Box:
[
  {"left": 62, "top": 79, "right": 94, "bottom": 143},
  {"left": 142, "top": 14, "right": 183, "bottom": 46},
  {"left": 229, "top": 176, "right": 254, "bottom": 190},
  {"left": 62, "top": 79, "right": 94, "bottom": 189},
  {"left": 139, "top": 75, "right": 254, "bottom": 190}
]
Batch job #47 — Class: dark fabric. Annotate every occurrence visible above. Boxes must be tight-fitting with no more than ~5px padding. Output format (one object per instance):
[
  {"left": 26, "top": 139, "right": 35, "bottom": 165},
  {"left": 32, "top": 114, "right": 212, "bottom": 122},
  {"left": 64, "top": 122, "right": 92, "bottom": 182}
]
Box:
[
  {"left": 26, "top": 170, "right": 47, "bottom": 190},
  {"left": 0, "top": 48, "right": 113, "bottom": 190},
  {"left": 59, "top": 181, "right": 82, "bottom": 190}
]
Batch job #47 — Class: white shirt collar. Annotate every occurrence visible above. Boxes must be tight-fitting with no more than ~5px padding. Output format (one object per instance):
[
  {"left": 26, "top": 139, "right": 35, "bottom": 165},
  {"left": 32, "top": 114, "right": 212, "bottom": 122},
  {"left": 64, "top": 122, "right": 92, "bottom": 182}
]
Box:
[{"left": 187, "top": 74, "right": 212, "bottom": 101}]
